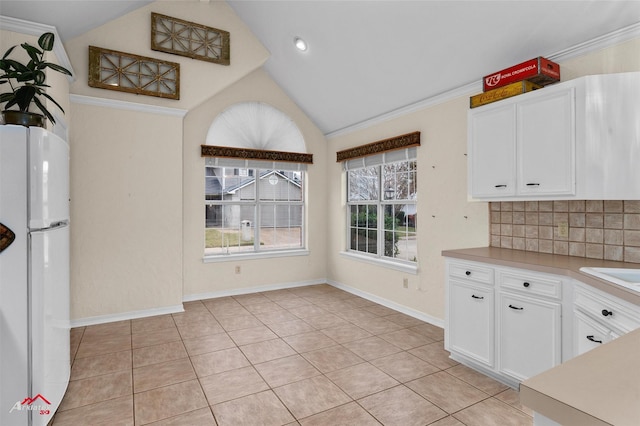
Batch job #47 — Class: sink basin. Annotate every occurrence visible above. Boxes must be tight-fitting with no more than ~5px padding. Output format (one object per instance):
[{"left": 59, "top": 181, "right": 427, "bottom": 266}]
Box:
[{"left": 580, "top": 267, "right": 640, "bottom": 293}]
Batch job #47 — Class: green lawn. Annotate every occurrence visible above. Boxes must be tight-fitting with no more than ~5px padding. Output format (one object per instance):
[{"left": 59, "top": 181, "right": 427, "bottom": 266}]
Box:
[{"left": 205, "top": 228, "right": 255, "bottom": 248}]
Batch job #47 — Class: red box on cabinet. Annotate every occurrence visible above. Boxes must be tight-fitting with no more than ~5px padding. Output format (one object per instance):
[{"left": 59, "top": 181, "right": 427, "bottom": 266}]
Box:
[{"left": 483, "top": 57, "right": 560, "bottom": 91}]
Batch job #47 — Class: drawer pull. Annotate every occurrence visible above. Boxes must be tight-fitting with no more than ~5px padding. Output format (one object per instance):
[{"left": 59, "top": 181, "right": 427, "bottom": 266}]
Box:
[
  {"left": 508, "top": 304, "right": 524, "bottom": 310},
  {"left": 526, "top": 183, "right": 541, "bottom": 187},
  {"left": 523, "top": 282, "right": 530, "bottom": 288},
  {"left": 465, "top": 271, "right": 471, "bottom": 276},
  {"left": 495, "top": 184, "right": 507, "bottom": 188},
  {"left": 601, "top": 309, "right": 613, "bottom": 317},
  {"left": 471, "top": 294, "right": 484, "bottom": 300},
  {"left": 586, "top": 335, "right": 603, "bottom": 344}
]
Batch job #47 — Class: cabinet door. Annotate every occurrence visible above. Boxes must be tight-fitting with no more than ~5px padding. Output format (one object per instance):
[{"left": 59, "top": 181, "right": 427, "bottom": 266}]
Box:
[
  {"left": 498, "top": 292, "right": 561, "bottom": 382},
  {"left": 448, "top": 280, "right": 494, "bottom": 367},
  {"left": 468, "top": 104, "right": 517, "bottom": 198},
  {"left": 517, "top": 88, "right": 575, "bottom": 196},
  {"left": 574, "top": 310, "right": 610, "bottom": 356}
]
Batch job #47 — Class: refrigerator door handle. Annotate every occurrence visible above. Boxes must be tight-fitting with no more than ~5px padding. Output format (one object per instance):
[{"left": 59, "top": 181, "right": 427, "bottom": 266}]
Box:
[{"left": 0, "top": 222, "right": 16, "bottom": 253}]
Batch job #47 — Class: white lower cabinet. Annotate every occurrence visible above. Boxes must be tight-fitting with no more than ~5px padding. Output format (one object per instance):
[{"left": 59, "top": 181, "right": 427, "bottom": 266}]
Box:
[{"left": 497, "top": 292, "right": 561, "bottom": 382}]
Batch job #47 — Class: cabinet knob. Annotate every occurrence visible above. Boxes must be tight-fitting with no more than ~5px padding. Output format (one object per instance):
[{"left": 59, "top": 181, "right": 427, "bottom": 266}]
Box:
[
  {"left": 601, "top": 309, "right": 613, "bottom": 317},
  {"left": 587, "top": 335, "right": 603, "bottom": 344},
  {"left": 526, "top": 183, "right": 541, "bottom": 187},
  {"left": 523, "top": 282, "right": 530, "bottom": 288},
  {"left": 471, "top": 294, "right": 484, "bottom": 300},
  {"left": 465, "top": 271, "right": 471, "bottom": 276},
  {"left": 508, "top": 304, "right": 524, "bottom": 310},
  {"left": 494, "top": 184, "right": 507, "bottom": 188}
]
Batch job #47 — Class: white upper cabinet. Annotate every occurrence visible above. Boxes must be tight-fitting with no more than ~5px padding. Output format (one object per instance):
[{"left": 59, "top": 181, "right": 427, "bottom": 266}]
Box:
[{"left": 468, "top": 72, "right": 640, "bottom": 201}]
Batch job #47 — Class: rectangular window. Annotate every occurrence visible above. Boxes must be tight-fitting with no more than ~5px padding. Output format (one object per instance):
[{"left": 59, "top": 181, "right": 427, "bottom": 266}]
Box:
[
  {"left": 205, "top": 163, "right": 304, "bottom": 256},
  {"left": 347, "top": 155, "right": 417, "bottom": 264}
]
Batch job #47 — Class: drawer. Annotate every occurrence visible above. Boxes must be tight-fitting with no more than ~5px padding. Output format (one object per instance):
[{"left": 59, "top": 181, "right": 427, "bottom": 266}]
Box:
[
  {"left": 499, "top": 271, "right": 562, "bottom": 299},
  {"left": 449, "top": 261, "right": 494, "bottom": 285},
  {"left": 574, "top": 284, "right": 640, "bottom": 334}
]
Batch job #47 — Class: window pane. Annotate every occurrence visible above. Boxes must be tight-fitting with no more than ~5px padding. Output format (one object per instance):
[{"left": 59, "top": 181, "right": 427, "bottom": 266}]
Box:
[
  {"left": 348, "top": 167, "right": 379, "bottom": 201},
  {"left": 205, "top": 204, "right": 255, "bottom": 254},
  {"left": 259, "top": 170, "right": 303, "bottom": 202},
  {"left": 259, "top": 204, "right": 303, "bottom": 250}
]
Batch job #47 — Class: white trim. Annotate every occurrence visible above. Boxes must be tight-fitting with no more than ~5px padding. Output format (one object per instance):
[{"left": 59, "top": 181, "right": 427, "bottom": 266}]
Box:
[
  {"left": 0, "top": 15, "right": 75, "bottom": 82},
  {"left": 326, "top": 22, "right": 640, "bottom": 139},
  {"left": 327, "top": 279, "right": 444, "bottom": 328},
  {"left": 203, "top": 249, "right": 309, "bottom": 263},
  {"left": 70, "top": 304, "right": 185, "bottom": 328},
  {"left": 183, "top": 278, "right": 326, "bottom": 302},
  {"left": 339, "top": 251, "right": 419, "bottom": 275},
  {"left": 70, "top": 94, "right": 188, "bottom": 117}
]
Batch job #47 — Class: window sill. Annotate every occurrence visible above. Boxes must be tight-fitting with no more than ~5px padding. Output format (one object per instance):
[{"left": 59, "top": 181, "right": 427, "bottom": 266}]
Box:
[
  {"left": 203, "top": 249, "right": 309, "bottom": 263},
  {"left": 339, "top": 251, "right": 418, "bottom": 274}
]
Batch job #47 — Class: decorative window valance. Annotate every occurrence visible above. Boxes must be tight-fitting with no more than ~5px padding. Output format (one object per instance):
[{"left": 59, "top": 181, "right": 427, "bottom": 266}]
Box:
[
  {"left": 336, "top": 131, "right": 420, "bottom": 162},
  {"left": 201, "top": 145, "right": 313, "bottom": 164}
]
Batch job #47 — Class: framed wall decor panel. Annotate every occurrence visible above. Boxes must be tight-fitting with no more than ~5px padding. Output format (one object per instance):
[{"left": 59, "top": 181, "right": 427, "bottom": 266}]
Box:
[
  {"left": 88, "top": 46, "right": 180, "bottom": 99},
  {"left": 151, "top": 12, "right": 230, "bottom": 65}
]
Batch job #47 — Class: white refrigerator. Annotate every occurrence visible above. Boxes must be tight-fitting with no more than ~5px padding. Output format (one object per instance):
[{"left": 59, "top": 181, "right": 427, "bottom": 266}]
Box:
[{"left": 0, "top": 124, "right": 70, "bottom": 426}]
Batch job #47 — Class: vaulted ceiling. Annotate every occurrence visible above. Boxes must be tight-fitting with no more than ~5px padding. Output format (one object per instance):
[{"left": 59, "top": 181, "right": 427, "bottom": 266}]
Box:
[{"left": 2, "top": 1, "right": 639, "bottom": 136}]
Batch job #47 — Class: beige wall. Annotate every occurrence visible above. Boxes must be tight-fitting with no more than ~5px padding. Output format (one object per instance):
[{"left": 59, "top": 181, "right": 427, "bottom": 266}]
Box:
[
  {"left": 183, "top": 69, "right": 328, "bottom": 297},
  {"left": 325, "top": 37, "right": 640, "bottom": 323}
]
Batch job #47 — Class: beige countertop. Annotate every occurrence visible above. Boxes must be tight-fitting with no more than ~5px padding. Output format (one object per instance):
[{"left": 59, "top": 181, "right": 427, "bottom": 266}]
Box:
[
  {"left": 520, "top": 328, "right": 640, "bottom": 426},
  {"left": 443, "top": 247, "right": 640, "bottom": 425},
  {"left": 442, "top": 246, "right": 640, "bottom": 306}
]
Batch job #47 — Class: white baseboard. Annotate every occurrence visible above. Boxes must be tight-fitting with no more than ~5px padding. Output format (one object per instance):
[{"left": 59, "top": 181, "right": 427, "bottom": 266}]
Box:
[
  {"left": 70, "top": 304, "right": 185, "bottom": 328},
  {"left": 183, "top": 278, "right": 327, "bottom": 302},
  {"left": 327, "top": 279, "right": 444, "bottom": 328}
]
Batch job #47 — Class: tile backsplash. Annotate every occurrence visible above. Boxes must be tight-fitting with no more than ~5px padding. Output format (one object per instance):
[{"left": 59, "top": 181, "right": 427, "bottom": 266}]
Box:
[{"left": 489, "top": 200, "right": 640, "bottom": 264}]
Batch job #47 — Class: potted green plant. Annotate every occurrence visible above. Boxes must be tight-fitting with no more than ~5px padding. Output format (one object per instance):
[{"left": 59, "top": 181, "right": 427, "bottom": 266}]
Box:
[{"left": 0, "top": 32, "right": 72, "bottom": 128}]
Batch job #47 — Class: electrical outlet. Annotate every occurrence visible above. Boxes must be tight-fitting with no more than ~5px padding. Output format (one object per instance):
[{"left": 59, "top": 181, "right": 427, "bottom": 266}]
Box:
[
  {"left": 235, "top": 265, "right": 241, "bottom": 274},
  {"left": 403, "top": 278, "right": 409, "bottom": 289},
  {"left": 558, "top": 222, "right": 569, "bottom": 238}
]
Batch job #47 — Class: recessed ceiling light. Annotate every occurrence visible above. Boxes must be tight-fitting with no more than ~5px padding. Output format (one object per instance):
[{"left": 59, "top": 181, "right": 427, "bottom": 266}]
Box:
[{"left": 294, "top": 36, "right": 308, "bottom": 52}]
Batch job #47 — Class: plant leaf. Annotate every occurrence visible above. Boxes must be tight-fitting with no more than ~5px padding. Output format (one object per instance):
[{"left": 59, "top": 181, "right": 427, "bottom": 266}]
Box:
[
  {"left": 3, "top": 59, "right": 29, "bottom": 73},
  {"left": 41, "top": 62, "right": 72, "bottom": 76},
  {"left": 0, "top": 93, "right": 15, "bottom": 102},
  {"left": 14, "top": 85, "right": 36, "bottom": 112},
  {"left": 22, "top": 44, "right": 42, "bottom": 63},
  {"left": 40, "top": 91, "right": 65, "bottom": 114},
  {"left": 38, "top": 33, "right": 55, "bottom": 52},
  {"left": 2, "top": 45, "right": 17, "bottom": 60},
  {"left": 33, "top": 96, "right": 55, "bottom": 123}
]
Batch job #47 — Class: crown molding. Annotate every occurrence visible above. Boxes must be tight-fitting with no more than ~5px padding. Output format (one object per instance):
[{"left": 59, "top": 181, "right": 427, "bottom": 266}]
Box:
[
  {"left": 326, "top": 22, "right": 640, "bottom": 139},
  {"left": 70, "top": 94, "right": 188, "bottom": 117},
  {"left": 0, "top": 15, "right": 75, "bottom": 82}
]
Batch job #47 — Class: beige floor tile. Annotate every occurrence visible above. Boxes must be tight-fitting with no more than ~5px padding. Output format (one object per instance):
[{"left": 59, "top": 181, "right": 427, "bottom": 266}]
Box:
[
  {"left": 81, "top": 321, "right": 131, "bottom": 342},
  {"left": 146, "top": 407, "right": 216, "bottom": 425},
  {"left": 385, "top": 313, "right": 429, "bottom": 328},
  {"left": 299, "top": 401, "right": 379, "bottom": 426},
  {"left": 495, "top": 388, "right": 534, "bottom": 416},
  {"left": 134, "top": 379, "right": 208, "bottom": 425},
  {"left": 359, "top": 385, "right": 447, "bottom": 426},
  {"left": 274, "top": 376, "right": 351, "bottom": 419},
  {"left": 213, "top": 390, "right": 295, "bottom": 426},
  {"left": 181, "top": 300, "right": 208, "bottom": 313},
  {"left": 239, "top": 338, "right": 296, "bottom": 364},
  {"left": 453, "top": 397, "right": 533, "bottom": 426},
  {"left": 199, "top": 366, "right": 269, "bottom": 406},
  {"left": 191, "top": 347, "right": 250, "bottom": 377},
  {"left": 132, "top": 341, "right": 188, "bottom": 368},
  {"left": 132, "top": 315, "right": 176, "bottom": 334},
  {"left": 243, "top": 301, "right": 285, "bottom": 314},
  {"left": 342, "top": 336, "right": 402, "bottom": 361},
  {"left": 216, "top": 314, "right": 263, "bottom": 331},
  {"left": 208, "top": 303, "right": 251, "bottom": 318},
  {"left": 406, "top": 371, "right": 489, "bottom": 414},
  {"left": 283, "top": 331, "right": 337, "bottom": 353},
  {"left": 409, "top": 342, "right": 458, "bottom": 370},
  {"left": 228, "top": 325, "right": 278, "bottom": 346},
  {"left": 74, "top": 333, "right": 132, "bottom": 359},
  {"left": 133, "top": 358, "right": 196, "bottom": 393},
  {"left": 429, "top": 416, "right": 466, "bottom": 426},
  {"left": 132, "top": 327, "right": 181, "bottom": 349},
  {"left": 326, "top": 362, "right": 398, "bottom": 399},
  {"left": 254, "top": 354, "right": 321, "bottom": 388},
  {"left": 288, "top": 305, "right": 330, "bottom": 319},
  {"left": 302, "top": 313, "right": 349, "bottom": 329},
  {"left": 274, "top": 297, "right": 312, "bottom": 309},
  {"left": 335, "top": 308, "right": 377, "bottom": 322},
  {"left": 301, "top": 345, "right": 364, "bottom": 373},
  {"left": 254, "top": 309, "right": 301, "bottom": 325},
  {"left": 69, "top": 327, "right": 84, "bottom": 361},
  {"left": 446, "top": 364, "right": 509, "bottom": 396},
  {"left": 70, "top": 350, "right": 131, "bottom": 381},
  {"left": 261, "top": 289, "right": 298, "bottom": 301},
  {"left": 352, "top": 316, "right": 405, "bottom": 335},
  {"left": 51, "top": 395, "right": 133, "bottom": 426},
  {"left": 171, "top": 311, "right": 216, "bottom": 327},
  {"left": 233, "top": 293, "right": 272, "bottom": 306},
  {"left": 59, "top": 370, "right": 132, "bottom": 411},
  {"left": 410, "top": 323, "right": 446, "bottom": 341},
  {"left": 379, "top": 328, "right": 434, "bottom": 350},
  {"left": 182, "top": 332, "right": 236, "bottom": 356},
  {"left": 362, "top": 304, "right": 400, "bottom": 317},
  {"left": 266, "top": 319, "right": 316, "bottom": 337},
  {"left": 176, "top": 319, "right": 225, "bottom": 340},
  {"left": 319, "top": 324, "right": 372, "bottom": 344},
  {"left": 370, "top": 351, "right": 440, "bottom": 383}
]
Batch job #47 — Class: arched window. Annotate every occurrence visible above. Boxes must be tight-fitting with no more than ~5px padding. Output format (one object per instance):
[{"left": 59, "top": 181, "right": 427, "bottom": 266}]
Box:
[{"left": 201, "top": 102, "right": 311, "bottom": 259}]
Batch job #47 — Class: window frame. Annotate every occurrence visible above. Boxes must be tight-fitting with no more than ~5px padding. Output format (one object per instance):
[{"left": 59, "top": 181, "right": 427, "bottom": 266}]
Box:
[
  {"left": 204, "top": 164, "right": 307, "bottom": 261},
  {"left": 345, "top": 157, "right": 417, "bottom": 272}
]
